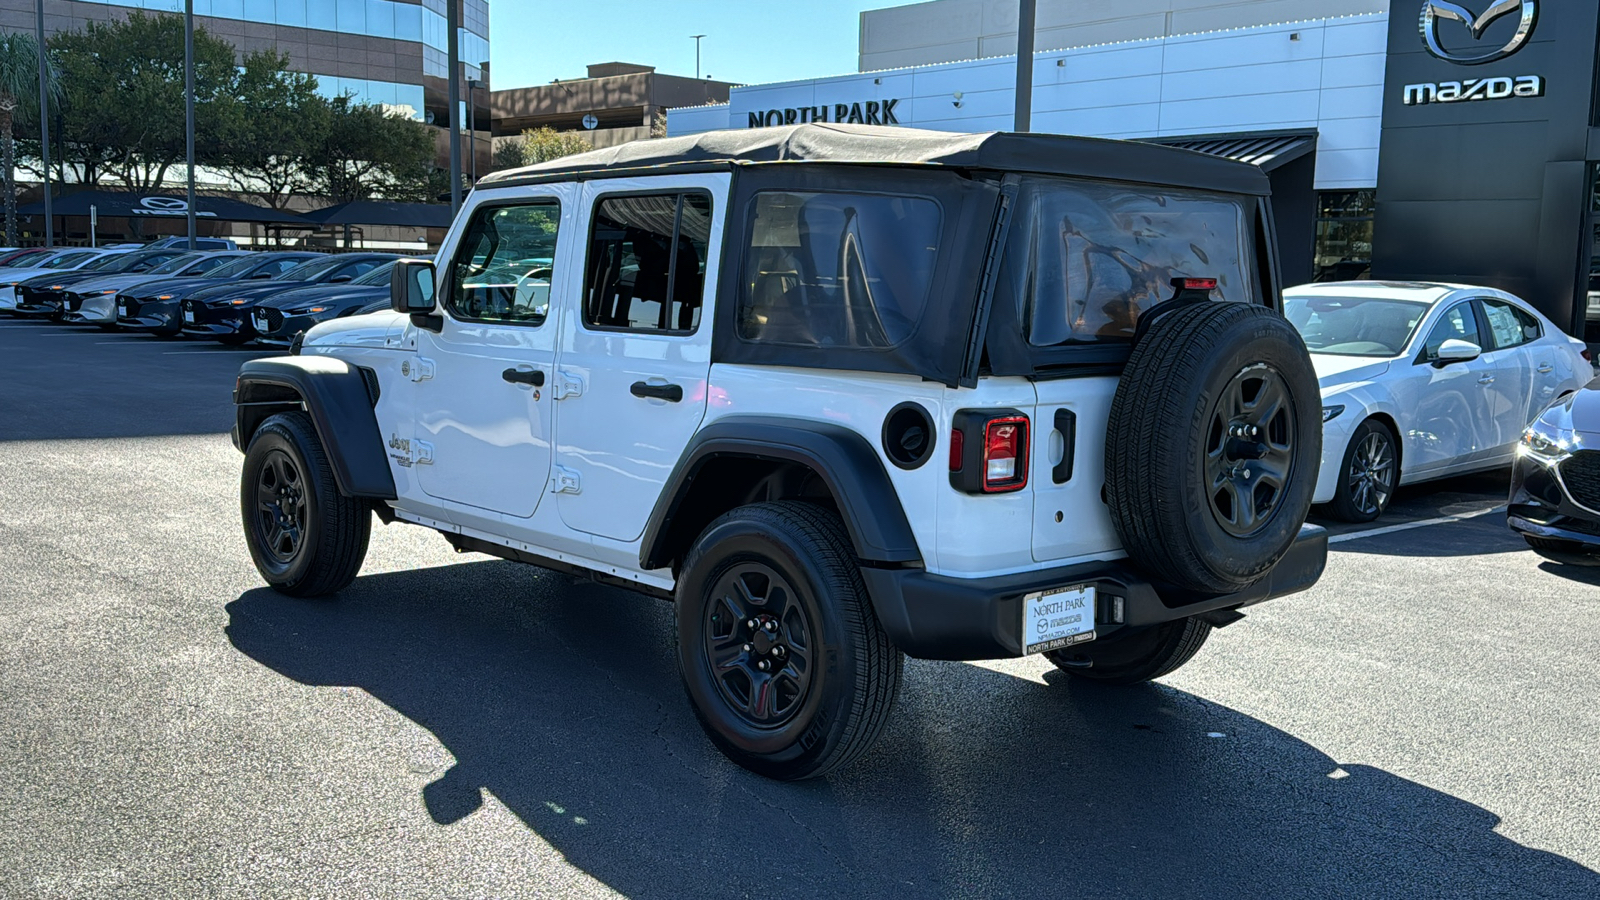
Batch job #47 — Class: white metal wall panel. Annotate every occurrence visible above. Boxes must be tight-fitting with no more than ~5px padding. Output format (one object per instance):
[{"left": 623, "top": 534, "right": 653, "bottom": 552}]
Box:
[{"left": 667, "top": 13, "right": 1390, "bottom": 190}]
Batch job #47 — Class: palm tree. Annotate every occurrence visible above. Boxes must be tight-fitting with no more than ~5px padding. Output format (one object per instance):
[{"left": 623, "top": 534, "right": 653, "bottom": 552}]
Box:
[{"left": 0, "top": 32, "right": 56, "bottom": 247}]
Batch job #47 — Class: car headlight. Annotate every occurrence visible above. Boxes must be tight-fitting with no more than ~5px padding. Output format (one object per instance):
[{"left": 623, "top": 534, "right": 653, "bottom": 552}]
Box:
[
  {"left": 291, "top": 306, "right": 330, "bottom": 314},
  {"left": 1322, "top": 405, "right": 1345, "bottom": 423},
  {"left": 47, "top": 284, "right": 64, "bottom": 291},
  {"left": 157, "top": 295, "right": 174, "bottom": 301},
  {"left": 229, "top": 299, "right": 249, "bottom": 306},
  {"left": 1520, "top": 418, "right": 1580, "bottom": 463}
]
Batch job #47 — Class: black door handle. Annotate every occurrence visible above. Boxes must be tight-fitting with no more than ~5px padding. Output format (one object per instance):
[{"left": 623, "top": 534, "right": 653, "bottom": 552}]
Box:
[
  {"left": 1052, "top": 408, "right": 1076, "bottom": 484},
  {"left": 630, "top": 381, "right": 683, "bottom": 402},
  {"left": 502, "top": 367, "right": 545, "bottom": 386}
]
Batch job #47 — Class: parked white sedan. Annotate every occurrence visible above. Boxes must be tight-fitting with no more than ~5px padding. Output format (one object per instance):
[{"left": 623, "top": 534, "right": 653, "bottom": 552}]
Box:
[{"left": 1285, "top": 282, "right": 1592, "bottom": 522}]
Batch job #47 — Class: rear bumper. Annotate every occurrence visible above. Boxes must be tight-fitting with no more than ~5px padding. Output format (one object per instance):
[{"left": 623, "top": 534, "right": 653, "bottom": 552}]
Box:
[{"left": 861, "top": 524, "right": 1328, "bottom": 660}]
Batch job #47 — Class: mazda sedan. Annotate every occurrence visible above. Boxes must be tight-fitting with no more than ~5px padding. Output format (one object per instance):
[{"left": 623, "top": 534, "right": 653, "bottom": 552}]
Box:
[{"left": 1285, "top": 282, "right": 1592, "bottom": 522}]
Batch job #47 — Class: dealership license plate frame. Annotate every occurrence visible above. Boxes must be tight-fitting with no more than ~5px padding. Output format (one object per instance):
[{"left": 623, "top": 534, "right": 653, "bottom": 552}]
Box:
[
  {"left": 183, "top": 308, "right": 195, "bottom": 323},
  {"left": 1023, "top": 584, "right": 1096, "bottom": 655}
]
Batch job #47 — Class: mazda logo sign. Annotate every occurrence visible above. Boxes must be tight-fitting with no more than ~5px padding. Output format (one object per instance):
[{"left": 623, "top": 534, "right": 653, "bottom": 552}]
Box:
[
  {"left": 1421, "top": 1, "right": 1537, "bottom": 65},
  {"left": 139, "top": 197, "right": 189, "bottom": 212}
]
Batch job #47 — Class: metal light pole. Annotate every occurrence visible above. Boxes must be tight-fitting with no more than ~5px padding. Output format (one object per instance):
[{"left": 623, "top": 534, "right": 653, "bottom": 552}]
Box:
[
  {"left": 691, "top": 35, "right": 706, "bottom": 79},
  {"left": 184, "top": 0, "right": 196, "bottom": 249},
  {"left": 447, "top": 1, "right": 462, "bottom": 214},
  {"left": 466, "top": 79, "right": 481, "bottom": 185},
  {"left": 1014, "top": 0, "right": 1036, "bottom": 132},
  {"left": 34, "top": 0, "right": 51, "bottom": 247}
]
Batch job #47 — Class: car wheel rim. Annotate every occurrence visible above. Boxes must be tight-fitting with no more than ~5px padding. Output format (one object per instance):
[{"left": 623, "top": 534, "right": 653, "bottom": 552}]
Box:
[
  {"left": 254, "top": 449, "right": 307, "bottom": 565},
  {"left": 703, "top": 562, "right": 815, "bottom": 730},
  {"left": 1204, "top": 363, "right": 1297, "bottom": 538},
  {"left": 1348, "top": 431, "right": 1395, "bottom": 516}
]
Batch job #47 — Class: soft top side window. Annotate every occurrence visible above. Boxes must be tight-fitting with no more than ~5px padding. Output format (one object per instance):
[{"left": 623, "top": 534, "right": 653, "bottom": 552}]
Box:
[
  {"left": 736, "top": 190, "right": 941, "bottom": 349},
  {"left": 1008, "top": 176, "right": 1254, "bottom": 346},
  {"left": 447, "top": 201, "right": 562, "bottom": 327}
]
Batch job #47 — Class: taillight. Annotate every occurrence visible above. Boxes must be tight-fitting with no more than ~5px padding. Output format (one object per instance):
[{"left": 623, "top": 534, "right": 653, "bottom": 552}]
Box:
[
  {"left": 949, "top": 410, "right": 1030, "bottom": 493},
  {"left": 982, "top": 417, "right": 1029, "bottom": 491}
]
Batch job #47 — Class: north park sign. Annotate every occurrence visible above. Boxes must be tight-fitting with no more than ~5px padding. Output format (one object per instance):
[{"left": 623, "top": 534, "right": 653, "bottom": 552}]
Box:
[{"left": 747, "top": 99, "right": 902, "bottom": 128}]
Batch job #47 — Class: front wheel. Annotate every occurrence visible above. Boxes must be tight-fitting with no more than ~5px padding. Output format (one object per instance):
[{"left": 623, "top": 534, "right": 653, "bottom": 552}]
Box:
[
  {"left": 675, "top": 501, "right": 902, "bottom": 780},
  {"left": 1045, "top": 618, "right": 1213, "bottom": 685},
  {"left": 1327, "top": 419, "right": 1399, "bottom": 523},
  {"left": 241, "top": 411, "right": 371, "bottom": 597}
]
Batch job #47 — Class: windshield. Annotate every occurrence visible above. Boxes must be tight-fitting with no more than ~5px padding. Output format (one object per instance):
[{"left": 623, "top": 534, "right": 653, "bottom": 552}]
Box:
[
  {"left": 279, "top": 256, "right": 348, "bottom": 282},
  {"left": 353, "top": 261, "right": 397, "bottom": 286},
  {"left": 80, "top": 253, "right": 131, "bottom": 272},
  {"left": 146, "top": 253, "right": 207, "bottom": 275},
  {"left": 42, "top": 251, "right": 99, "bottom": 269},
  {"left": 1285, "top": 295, "right": 1430, "bottom": 357},
  {"left": 206, "top": 255, "right": 267, "bottom": 279}
]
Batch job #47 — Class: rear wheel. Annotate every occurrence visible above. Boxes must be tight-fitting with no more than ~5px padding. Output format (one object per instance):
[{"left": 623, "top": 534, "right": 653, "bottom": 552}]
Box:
[
  {"left": 1327, "top": 419, "right": 1399, "bottom": 523},
  {"left": 1045, "top": 618, "right": 1213, "bottom": 685},
  {"left": 675, "top": 501, "right": 901, "bottom": 780},
  {"left": 241, "top": 412, "right": 370, "bottom": 597}
]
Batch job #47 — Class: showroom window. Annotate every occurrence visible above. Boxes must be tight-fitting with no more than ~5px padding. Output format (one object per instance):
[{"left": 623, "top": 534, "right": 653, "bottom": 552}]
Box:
[{"left": 1313, "top": 191, "right": 1375, "bottom": 282}]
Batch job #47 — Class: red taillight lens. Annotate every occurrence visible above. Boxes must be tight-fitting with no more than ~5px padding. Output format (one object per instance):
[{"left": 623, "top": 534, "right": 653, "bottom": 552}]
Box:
[
  {"left": 949, "top": 428, "right": 964, "bottom": 472},
  {"left": 982, "top": 416, "right": 1029, "bottom": 492}
]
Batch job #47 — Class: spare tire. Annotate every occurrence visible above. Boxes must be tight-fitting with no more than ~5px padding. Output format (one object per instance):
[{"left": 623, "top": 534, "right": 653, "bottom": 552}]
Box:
[{"left": 1105, "top": 301, "right": 1320, "bottom": 594}]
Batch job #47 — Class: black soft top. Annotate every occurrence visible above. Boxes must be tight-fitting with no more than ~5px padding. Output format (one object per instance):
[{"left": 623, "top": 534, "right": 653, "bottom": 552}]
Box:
[{"left": 480, "top": 123, "right": 1272, "bottom": 197}]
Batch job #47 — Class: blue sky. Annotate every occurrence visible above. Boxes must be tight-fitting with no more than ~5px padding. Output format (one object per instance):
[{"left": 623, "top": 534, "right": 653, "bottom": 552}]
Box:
[{"left": 488, "top": 1, "right": 889, "bottom": 89}]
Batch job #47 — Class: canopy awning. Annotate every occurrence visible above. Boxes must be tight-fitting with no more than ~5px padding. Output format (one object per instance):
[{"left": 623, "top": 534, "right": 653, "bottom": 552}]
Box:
[
  {"left": 301, "top": 201, "right": 454, "bottom": 229},
  {"left": 18, "top": 190, "right": 310, "bottom": 225},
  {"left": 1142, "top": 131, "right": 1317, "bottom": 172}
]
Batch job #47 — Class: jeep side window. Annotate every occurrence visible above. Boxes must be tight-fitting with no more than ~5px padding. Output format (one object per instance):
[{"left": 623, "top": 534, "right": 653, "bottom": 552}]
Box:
[
  {"left": 448, "top": 202, "right": 561, "bottom": 326},
  {"left": 737, "top": 190, "right": 941, "bottom": 348},
  {"left": 583, "top": 192, "right": 712, "bottom": 333},
  {"left": 1420, "top": 302, "right": 1480, "bottom": 361}
]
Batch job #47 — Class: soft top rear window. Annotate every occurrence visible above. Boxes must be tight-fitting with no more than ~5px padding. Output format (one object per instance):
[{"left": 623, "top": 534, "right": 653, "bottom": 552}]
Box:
[{"left": 1011, "top": 177, "right": 1253, "bottom": 345}]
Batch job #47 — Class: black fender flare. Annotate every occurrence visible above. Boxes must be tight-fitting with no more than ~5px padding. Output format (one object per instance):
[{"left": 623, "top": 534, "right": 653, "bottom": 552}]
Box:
[
  {"left": 233, "top": 356, "right": 397, "bottom": 500},
  {"left": 640, "top": 415, "right": 924, "bottom": 572}
]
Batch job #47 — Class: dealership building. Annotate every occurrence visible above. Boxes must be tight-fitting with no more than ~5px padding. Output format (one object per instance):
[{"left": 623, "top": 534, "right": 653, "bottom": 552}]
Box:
[{"left": 670, "top": 0, "right": 1600, "bottom": 341}]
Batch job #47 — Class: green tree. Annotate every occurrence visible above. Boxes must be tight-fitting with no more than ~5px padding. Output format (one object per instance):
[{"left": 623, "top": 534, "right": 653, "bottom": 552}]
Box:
[
  {"left": 215, "top": 50, "right": 330, "bottom": 208},
  {"left": 311, "top": 93, "right": 437, "bottom": 203},
  {"left": 48, "top": 12, "right": 237, "bottom": 190},
  {"left": 0, "top": 32, "right": 56, "bottom": 245},
  {"left": 491, "top": 126, "right": 591, "bottom": 171}
]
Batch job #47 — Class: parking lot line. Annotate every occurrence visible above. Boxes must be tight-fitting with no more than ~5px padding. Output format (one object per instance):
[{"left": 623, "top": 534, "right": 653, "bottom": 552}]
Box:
[{"left": 1329, "top": 506, "right": 1507, "bottom": 545}]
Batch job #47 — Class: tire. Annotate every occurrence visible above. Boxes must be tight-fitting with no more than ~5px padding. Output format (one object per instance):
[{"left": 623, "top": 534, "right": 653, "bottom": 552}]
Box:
[
  {"left": 240, "top": 411, "right": 371, "bottom": 597},
  {"left": 1105, "top": 301, "right": 1321, "bottom": 594},
  {"left": 1327, "top": 419, "right": 1399, "bottom": 523},
  {"left": 1045, "top": 618, "right": 1212, "bottom": 685},
  {"left": 675, "top": 501, "right": 902, "bottom": 780}
]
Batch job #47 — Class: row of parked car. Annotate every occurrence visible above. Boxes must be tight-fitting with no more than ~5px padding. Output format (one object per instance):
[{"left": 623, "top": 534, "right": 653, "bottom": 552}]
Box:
[{"left": 0, "top": 243, "right": 400, "bottom": 347}]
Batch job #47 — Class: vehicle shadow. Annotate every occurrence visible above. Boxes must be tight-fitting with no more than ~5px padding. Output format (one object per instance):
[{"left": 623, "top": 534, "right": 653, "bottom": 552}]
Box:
[
  {"left": 225, "top": 561, "right": 1599, "bottom": 899},
  {"left": 1537, "top": 559, "right": 1600, "bottom": 586}
]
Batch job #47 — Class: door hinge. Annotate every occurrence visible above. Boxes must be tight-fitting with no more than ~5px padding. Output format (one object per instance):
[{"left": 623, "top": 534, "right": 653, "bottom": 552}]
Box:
[
  {"left": 551, "top": 465, "right": 581, "bottom": 494},
  {"left": 401, "top": 357, "right": 436, "bottom": 382},
  {"left": 553, "top": 370, "right": 584, "bottom": 400}
]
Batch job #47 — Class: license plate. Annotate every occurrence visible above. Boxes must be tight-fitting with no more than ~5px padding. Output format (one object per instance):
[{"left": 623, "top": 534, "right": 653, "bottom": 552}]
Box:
[
  {"left": 1023, "top": 584, "right": 1096, "bottom": 654},
  {"left": 183, "top": 309, "right": 195, "bottom": 323}
]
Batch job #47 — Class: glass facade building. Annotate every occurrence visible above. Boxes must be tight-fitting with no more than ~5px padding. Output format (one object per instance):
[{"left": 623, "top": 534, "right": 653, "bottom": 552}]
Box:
[{"left": 7, "top": 0, "right": 489, "bottom": 128}]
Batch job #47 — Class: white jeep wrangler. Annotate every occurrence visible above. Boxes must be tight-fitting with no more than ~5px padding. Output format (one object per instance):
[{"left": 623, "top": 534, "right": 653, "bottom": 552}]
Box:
[{"left": 233, "top": 125, "right": 1327, "bottom": 780}]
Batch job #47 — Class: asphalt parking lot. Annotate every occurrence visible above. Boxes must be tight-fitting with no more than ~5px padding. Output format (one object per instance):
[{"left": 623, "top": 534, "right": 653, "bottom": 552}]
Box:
[{"left": 2, "top": 317, "right": 1598, "bottom": 899}]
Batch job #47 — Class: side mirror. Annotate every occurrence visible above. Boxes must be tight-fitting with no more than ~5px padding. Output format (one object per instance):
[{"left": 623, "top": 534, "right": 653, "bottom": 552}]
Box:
[
  {"left": 1435, "top": 338, "right": 1482, "bottom": 366},
  {"left": 391, "top": 258, "right": 440, "bottom": 330}
]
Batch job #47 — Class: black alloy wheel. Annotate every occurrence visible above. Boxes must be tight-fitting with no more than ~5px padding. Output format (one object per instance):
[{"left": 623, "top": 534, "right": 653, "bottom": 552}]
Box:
[
  {"left": 1328, "top": 419, "right": 1399, "bottom": 523},
  {"left": 676, "top": 501, "right": 901, "bottom": 780},
  {"left": 240, "top": 411, "right": 370, "bottom": 597},
  {"left": 252, "top": 448, "right": 307, "bottom": 567},
  {"left": 702, "top": 562, "right": 816, "bottom": 729},
  {"left": 1204, "top": 363, "right": 1297, "bottom": 538}
]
